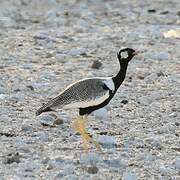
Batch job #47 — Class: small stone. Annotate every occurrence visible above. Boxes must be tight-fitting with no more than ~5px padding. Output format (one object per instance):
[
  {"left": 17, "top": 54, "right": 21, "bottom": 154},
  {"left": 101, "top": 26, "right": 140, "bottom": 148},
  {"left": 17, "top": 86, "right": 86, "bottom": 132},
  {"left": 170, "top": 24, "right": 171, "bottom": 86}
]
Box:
[
  {"left": 157, "top": 71, "right": 164, "bottom": 77},
  {"left": 169, "top": 112, "right": 177, "bottom": 118},
  {"left": 122, "top": 172, "right": 137, "bottom": 180},
  {"left": 177, "top": 11, "right": 180, "bottom": 16},
  {"left": 97, "top": 135, "right": 116, "bottom": 148},
  {"left": 42, "top": 157, "right": 50, "bottom": 164},
  {"left": 144, "top": 73, "right": 158, "bottom": 83},
  {"left": 21, "top": 124, "right": 33, "bottom": 132},
  {"left": 0, "top": 87, "right": 6, "bottom": 94},
  {"left": 91, "top": 60, "right": 102, "bottom": 69},
  {"left": 145, "top": 136, "right": 162, "bottom": 149},
  {"left": 93, "top": 107, "right": 108, "bottom": 120},
  {"left": 68, "top": 48, "right": 86, "bottom": 56},
  {"left": 87, "top": 166, "right": 98, "bottom": 174},
  {"left": 46, "top": 163, "right": 54, "bottom": 170},
  {"left": 37, "top": 132, "right": 49, "bottom": 142},
  {"left": 26, "top": 85, "right": 34, "bottom": 91},
  {"left": 0, "top": 94, "right": 7, "bottom": 99},
  {"left": 159, "top": 124, "right": 176, "bottom": 134},
  {"left": 137, "top": 75, "right": 145, "bottom": 80},
  {"left": 137, "top": 96, "right": 151, "bottom": 106},
  {"left": 175, "top": 122, "right": 179, "bottom": 126},
  {"left": 121, "top": 100, "right": 128, "bottom": 104},
  {"left": 104, "top": 158, "right": 127, "bottom": 168},
  {"left": 175, "top": 157, "right": 180, "bottom": 170},
  {"left": 3, "top": 152, "right": 21, "bottom": 164},
  {"left": 53, "top": 118, "right": 63, "bottom": 125},
  {"left": 160, "top": 11, "right": 169, "bottom": 15},
  {"left": 148, "top": 9, "right": 156, "bottom": 13},
  {"left": 38, "top": 113, "right": 57, "bottom": 126},
  {"left": 80, "top": 152, "right": 101, "bottom": 166}
]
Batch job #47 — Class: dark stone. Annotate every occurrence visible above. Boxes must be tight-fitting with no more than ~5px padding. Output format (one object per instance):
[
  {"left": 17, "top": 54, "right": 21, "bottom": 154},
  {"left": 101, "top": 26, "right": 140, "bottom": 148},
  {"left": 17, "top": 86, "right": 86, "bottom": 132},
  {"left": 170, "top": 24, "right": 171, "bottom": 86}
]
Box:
[
  {"left": 137, "top": 75, "right": 145, "bottom": 80},
  {"left": 0, "top": 132, "right": 16, "bottom": 137},
  {"left": 160, "top": 11, "right": 169, "bottom": 15},
  {"left": 121, "top": 100, "right": 128, "bottom": 104},
  {"left": 177, "top": 11, "right": 180, "bottom": 16},
  {"left": 91, "top": 60, "right": 102, "bottom": 69},
  {"left": 175, "top": 122, "right": 179, "bottom": 126},
  {"left": 148, "top": 9, "right": 156, "bottom": 13},
  {"left": 4, "top": 152, "right": 21, "bottom": 164},
  {"left": 26, "top": 85, "right": 34, "bottom": 91},
  {"left": 157, "top": 71, "right": 164, "bottom": 77},
  {"left": 87, "top": 166, "right": 98, "bottom": 174},
  {"left": 99, "top": 131, "right": 108, "bottom": 135},
  {"left": 54, "top": 118, "right": 63, "bottom": 125}
]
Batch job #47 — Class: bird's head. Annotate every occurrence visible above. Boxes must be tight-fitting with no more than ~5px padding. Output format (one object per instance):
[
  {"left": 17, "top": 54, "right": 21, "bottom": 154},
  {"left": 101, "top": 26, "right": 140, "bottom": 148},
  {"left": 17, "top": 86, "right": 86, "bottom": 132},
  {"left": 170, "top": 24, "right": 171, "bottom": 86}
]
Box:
[{"left": 117, "top": 48, "right": 137, "bottom": 65}]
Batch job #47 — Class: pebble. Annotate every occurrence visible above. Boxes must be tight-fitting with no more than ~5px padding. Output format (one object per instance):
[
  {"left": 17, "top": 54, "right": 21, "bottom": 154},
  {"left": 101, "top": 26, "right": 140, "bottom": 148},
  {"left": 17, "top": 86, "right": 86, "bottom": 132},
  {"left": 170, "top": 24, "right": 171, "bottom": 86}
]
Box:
[
  {"left": 80, "top": 153, "right": 101, "bottom": 166},
  {"left": 3, "top": 152, "right": 21, "bottom": 164},
  {"left": 143, "top": 153, "right": 156, "bottom": 163},
  {"left": 38, "top": 113, "right": 63, "bottom": 127},
  {"left": 144, "top": 73, "right": 158, "bottom": 83},
  {"left": 54, "top": 118, "right": 63, "bottom": 125},
  {"left": 159, "top": 124, "right": 176, "bottom": 134},
  {"left": 169, "top": 112, "right": 177, "bottom": 118},
  {"left": 5, "top": 175, "right": 22, "bottom": 180},
  {"left": 137, "top": 96, "right": 152, "bottom": 106},
  {"left": 93, "top": 107, "right": 108, "bottom": 121},
  {"left": 91, "top": 60, "right": 102, "bottom": 69},
  {"left": 122, "top": 172, "right": 137, "bottom": 180},
  {"left": 121, "top": 99, "right": 128, "bottom": 104},
  {"left": 103, "top": 158, "right": 127, "bottom": 168},
  {"left": 145, "top": 136, "right": 162, "bottom": 149},
  {"left": 0, "top": 86, "right": 5, "bottom": 94},
  {"left": 38, "top": 113, "right": 56, "bottom": 126},
  {"left": 97, "top": 135, "right": 116, "bottom": 148},
  {"left": 87, "top": 166, "right": 98, "bottom": 174},
  {"left": 148, "top": 9, "right": 156, "bottom": 13},
  {"left": 55, "top": 174, "right": 77, "bottom": 180},
  {"left": 54, "top": 164, "right": 75, "bottom": 177},
  {"left": 0, "top": 94, "right": 6, "bottom": 100},
  {"left": 174, "top": 157, "right": 180, "bottom": 170},
  {"left": 37, "top": 132, "right": 49, "bottom": 142},
  {"left": 48, "top": 157, "right": 64, "bottom": 169},
  {"left": 21, "top": 124, "right": 33, "bottom": 132},
  {"left": 68, "top": 48, "right": 86, "bottom": 56}
]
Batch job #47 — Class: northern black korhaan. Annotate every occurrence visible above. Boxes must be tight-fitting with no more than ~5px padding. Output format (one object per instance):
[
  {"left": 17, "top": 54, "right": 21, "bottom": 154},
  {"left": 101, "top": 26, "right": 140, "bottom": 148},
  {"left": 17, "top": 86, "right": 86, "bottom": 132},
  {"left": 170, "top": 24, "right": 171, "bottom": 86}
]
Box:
[{"left": 36, "top": 48, "right": 137, "bottom": 151}]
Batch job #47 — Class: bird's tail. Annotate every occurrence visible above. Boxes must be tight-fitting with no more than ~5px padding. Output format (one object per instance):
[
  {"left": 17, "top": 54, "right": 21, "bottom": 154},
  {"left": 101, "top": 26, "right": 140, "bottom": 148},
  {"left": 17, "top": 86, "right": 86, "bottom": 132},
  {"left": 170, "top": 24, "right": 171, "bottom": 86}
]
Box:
[{"left": 36, "top": 105, "right": 53, "bottom": 116}]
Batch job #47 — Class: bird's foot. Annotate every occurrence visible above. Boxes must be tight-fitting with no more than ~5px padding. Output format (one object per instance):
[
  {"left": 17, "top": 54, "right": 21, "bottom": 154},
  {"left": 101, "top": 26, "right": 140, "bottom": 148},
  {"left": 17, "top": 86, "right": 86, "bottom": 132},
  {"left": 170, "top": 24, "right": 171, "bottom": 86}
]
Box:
[{"left": 71, "top": 116, "right": 102, "bottom": 152}]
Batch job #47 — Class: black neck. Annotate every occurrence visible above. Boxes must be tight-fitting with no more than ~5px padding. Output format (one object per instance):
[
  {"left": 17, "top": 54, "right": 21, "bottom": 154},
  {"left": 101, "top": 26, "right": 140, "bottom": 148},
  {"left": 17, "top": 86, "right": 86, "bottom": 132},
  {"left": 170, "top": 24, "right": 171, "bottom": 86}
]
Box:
[{"left": 112, "top": 62, "right": 128, "bottom": 91}]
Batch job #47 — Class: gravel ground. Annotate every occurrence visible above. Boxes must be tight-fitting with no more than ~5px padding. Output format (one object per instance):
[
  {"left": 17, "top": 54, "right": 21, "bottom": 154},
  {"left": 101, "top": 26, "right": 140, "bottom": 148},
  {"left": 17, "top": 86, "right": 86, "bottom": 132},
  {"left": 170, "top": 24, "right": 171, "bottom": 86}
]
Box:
[{"left": 0, "top": 0, "right": 180, "bottom": 179}]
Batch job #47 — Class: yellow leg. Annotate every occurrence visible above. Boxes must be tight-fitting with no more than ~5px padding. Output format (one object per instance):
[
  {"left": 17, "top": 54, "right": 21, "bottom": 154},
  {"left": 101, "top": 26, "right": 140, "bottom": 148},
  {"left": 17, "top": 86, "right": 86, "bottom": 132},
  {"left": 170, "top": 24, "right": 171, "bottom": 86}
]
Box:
[{"left": 71, "top": 115, "right": 102, "bottom": 152}]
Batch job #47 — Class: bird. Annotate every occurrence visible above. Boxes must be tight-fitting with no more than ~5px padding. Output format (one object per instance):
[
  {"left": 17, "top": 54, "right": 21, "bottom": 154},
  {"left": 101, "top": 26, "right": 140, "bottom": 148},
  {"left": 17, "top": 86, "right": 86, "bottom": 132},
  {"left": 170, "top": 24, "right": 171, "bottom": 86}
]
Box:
[{"left": 36, "top": 47, "right": 137, "bottom": 151}]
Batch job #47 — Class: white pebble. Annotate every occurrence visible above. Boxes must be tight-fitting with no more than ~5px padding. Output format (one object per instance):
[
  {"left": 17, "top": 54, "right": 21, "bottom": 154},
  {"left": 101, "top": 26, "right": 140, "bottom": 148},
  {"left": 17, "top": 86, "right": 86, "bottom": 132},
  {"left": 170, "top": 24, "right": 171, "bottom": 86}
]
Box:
[
  {"left": 175, "top": 157, "right": 180, "bottom": 170},
  {"left": 38, "top": 114, "right": 55, "bottom": 126},
  {"left": 80, "top": 152, "right": 101, "bottom": 166},
  {"left": 122, "top": 172, "right": 137, "bottom": 180},
  {"left": 93, "top": 107, "right": 108, "bottom": 120},
  {"left": 97, "top": 135, "right": 116, "bottom": 148}
]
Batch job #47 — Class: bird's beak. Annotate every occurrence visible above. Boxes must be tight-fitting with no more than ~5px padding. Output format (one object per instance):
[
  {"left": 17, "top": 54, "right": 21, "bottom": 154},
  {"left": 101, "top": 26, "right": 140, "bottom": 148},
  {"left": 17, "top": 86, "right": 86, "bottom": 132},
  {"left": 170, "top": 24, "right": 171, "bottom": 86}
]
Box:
[{"left": 132, "top": 51, "right": 138, "bottom": 56}]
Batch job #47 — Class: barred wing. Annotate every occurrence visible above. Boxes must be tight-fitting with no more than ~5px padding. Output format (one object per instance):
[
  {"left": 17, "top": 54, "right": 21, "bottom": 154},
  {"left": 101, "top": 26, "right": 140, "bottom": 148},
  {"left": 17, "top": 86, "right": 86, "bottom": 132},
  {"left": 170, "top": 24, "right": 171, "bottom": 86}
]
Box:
[{"left": 36, "top": 78, "right": 110, "bottom": 115}]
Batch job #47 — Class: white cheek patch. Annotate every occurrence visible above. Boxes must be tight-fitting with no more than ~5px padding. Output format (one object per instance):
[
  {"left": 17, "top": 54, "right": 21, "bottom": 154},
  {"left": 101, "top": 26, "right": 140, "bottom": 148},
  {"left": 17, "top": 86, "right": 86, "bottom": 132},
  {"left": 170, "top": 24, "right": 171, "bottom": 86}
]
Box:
[{"left": 120, "top": 51, "right": 129, "bottom": 59}]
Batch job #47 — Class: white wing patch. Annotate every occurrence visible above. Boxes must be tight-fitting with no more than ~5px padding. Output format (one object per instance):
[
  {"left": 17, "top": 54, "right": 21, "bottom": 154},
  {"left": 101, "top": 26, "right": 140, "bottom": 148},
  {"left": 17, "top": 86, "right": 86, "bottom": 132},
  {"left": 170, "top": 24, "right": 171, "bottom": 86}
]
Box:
[
  {"left": 103, "top": 77, "right": 115, "bottom": 91},
  {"left": 63, "top": 91, "right": 110, "bottom": 109}
]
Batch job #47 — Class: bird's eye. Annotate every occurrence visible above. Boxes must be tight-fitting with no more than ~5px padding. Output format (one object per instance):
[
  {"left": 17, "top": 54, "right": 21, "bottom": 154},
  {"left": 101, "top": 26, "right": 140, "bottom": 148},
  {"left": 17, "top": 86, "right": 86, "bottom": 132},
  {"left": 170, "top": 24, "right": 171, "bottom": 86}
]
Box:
[{"left": 120, "top": 51, "right": 129, "bottom": 59}]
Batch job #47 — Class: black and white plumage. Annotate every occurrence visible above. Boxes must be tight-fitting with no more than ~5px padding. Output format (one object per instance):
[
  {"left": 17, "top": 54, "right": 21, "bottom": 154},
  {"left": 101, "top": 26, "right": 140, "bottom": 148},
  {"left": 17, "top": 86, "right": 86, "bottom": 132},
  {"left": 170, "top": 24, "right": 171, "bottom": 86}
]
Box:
[{"left": 36, "top": 48, "right": 137, "bottom": 117}]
